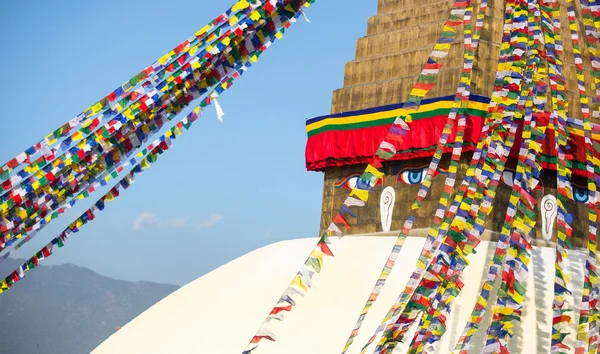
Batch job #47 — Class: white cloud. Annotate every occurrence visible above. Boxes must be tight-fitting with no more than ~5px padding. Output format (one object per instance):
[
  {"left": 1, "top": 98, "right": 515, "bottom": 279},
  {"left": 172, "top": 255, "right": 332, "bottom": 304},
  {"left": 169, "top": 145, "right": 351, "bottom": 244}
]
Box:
[
  {"left": 133, "top": 212, "right": 161, "bottom": 232},
  {"left": 165, "top": 216, "right": 191, "bottom": 228},
  {"left": 133, "top": 213, "right": 223, "bottom": 232},
  {"left": 196, "top": 213, "right": 224, "bottom": 231}
]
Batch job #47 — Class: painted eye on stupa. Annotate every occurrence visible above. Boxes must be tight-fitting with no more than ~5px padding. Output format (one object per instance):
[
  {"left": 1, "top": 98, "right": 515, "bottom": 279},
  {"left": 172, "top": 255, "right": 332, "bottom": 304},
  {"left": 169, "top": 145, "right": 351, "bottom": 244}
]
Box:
[
  {"left": 335, "top": 174, "right": 382, "bottom": 190},
  {"left": 573, "top": 185, "right": 589, "bottom": 203},
  {"left": 398, "top": 168, "right": 427, "bottom": 185},
  {"left": 335, "top": 175, "right": 359, "bottom": 190},
  {"left": 500, "top": 170, "right": 541, "bottom": 190}
]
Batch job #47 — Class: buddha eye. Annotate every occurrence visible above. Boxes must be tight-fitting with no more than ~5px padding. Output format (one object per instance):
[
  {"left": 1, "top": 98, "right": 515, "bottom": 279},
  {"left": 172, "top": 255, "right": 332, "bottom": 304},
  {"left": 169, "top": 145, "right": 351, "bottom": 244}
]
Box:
[
  {"left": 335, "top": 175, "right": 360, "bottom": 190},
  {"left": 335, "top": 173, "right": 383, "bottom": 190},
  {"left": 398, "top": 168, "right": 427, "bottom": 185},
  {"left": 573, "top": 186, "right": 589, "bottom": 203}
]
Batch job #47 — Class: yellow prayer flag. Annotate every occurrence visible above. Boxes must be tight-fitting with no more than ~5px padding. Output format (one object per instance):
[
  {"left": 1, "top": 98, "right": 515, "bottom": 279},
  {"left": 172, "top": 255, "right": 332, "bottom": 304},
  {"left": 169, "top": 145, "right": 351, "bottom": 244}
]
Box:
[
  {"left": 195, "top": 25, "right": 211, "bottom": 37},
  {"left": 250, "top": 11, "right": 261, "bottom": 21},
  {"left": 452, "top": 217, "right": 466, "bottom": 230},
  {"left": 499, "top": 307, "right": 514, "bottom": 316},
  {"left": 292, "top": 275, "right": 307, "bottom": 291},
  {"left": 158, "top": 54, "right": 170, "bottom": 65},
  {"left": 410, "top": 88, "right": 428, "bottom": 97},
  {"left": 433, "top": 43, "right": 451, "bottom": 52},
  {"left": 232, "top": 0, "right": 250, "bottom": 11},
  {"left": 123, "top": 109, "right": 134, "bottom": 120},
  {"left": 365, "top": 165, "right": 384, "bottom": 178},
  {"left": 91, "top": 102, "right": 103, "bottom": 114},
  {"left": 350, "top": 188, "right": 369, "bottom": 202}
]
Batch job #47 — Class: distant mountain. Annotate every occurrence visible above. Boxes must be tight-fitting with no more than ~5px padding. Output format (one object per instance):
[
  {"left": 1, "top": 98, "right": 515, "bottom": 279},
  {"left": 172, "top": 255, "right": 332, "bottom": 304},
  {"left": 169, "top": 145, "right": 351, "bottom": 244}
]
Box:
[{"left": 0, "top": 258, "right": 178, "bottom": 354}]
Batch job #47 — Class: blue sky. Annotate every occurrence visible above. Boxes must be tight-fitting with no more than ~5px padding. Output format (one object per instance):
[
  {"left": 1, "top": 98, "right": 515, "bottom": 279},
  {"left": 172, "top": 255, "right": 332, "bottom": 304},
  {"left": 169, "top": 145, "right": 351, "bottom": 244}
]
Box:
[{"left": 0, "top": 0, "right": 377, "bottom": 286}]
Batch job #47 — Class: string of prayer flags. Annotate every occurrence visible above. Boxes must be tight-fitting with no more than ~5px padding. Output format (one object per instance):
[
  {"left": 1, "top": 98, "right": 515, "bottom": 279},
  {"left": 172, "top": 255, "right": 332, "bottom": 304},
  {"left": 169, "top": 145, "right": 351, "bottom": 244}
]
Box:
[
  {"left": 412, "top": 4, "right": 534, "bottom": 349},
  {"left": 244, "top": 233, "right": 337, "bottom": 354},
  {"left": 543, "top": 1, "right": 575, "bottom": 351},
  {"left": 0, "top": 24, "right": 245, "bottom": 227},
  {"left": 452, "top": 3, "right": 550, "bottom": 350},
  {"left": 576, "top": 0, "right": 600, "bottom": 351},
  {"left": 372, "top": 1, "right": 532, "bottom": 351},
  {"left": 2, "top": 0, "right": 296, "bottom": 241},
  {"left": 0, "top": 103, "right": 205, "bottom": 258},
  {"left": 403, "top": 5, "right": 501, "bottom": 351},
  {"left": 565, "top": 1, "right": 600, "bottom": 351},
  {"left": 3, "top": 62, "right": 207, "bottom": 245},
  {"left": 0, "top": 0, "right": 259, "bottom": 181},
  {"left": 0, "top": 105, "right": 202, "bottom": 295},
  {"left": 3, "top": 0, "right": 284, "bottom": 227},
  {"left": 482, "top": 14, "right": 540, "bottom": 350},
  {"left": 0, "top": 0, "right": 307, "bottom": 252},
  {"left": 0, "top": 0, "right": 315, "bottom": 294},
  {"left": 0, "top": 2, "right": 268, "bottom": 228},
  {"left": 247, "top": 0, "right": 474, "bottom": 351},
  {"left": 342, "top": 1, "right": 491, "bottom": 352}
]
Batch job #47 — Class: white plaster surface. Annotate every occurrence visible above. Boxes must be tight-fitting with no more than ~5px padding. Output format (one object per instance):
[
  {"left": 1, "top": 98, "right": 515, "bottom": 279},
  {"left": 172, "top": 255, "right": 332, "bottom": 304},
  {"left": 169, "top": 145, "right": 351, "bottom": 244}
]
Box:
[{"left": 92, "top": 236, "right": 588, "bottom": 354}]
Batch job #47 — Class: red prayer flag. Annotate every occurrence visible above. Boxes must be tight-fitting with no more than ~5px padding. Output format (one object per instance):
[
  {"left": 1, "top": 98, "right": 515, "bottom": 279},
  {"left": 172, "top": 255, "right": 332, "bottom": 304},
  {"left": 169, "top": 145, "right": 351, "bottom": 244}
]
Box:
[
  {"left": 318, "top": 242, "right": 334, "bottom": 257},
  {"left": 6, "top": 158, "right": 18, "bottom": 169},
  {"left": 1, "top": 180, "right": 11, "bottom": 191},
  {"left": 12, "top": 193, "right": 22, "bottom": 205},
  {"left": 269, "top": 305, "right": 292, "bottom": 315},
  {"left": 334, "top": 213, "right": 351, "bottom": 231}
]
